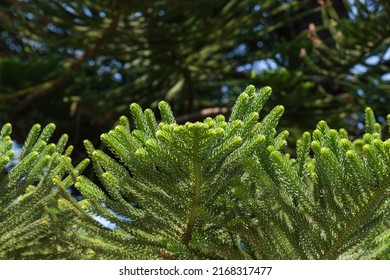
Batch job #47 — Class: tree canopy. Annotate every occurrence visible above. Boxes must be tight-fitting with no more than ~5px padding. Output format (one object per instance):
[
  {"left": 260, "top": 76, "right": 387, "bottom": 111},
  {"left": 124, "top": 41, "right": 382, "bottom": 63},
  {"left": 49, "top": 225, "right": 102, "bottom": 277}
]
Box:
[{"left": 1, "top": 0, "right": 389, "bottom": 154}]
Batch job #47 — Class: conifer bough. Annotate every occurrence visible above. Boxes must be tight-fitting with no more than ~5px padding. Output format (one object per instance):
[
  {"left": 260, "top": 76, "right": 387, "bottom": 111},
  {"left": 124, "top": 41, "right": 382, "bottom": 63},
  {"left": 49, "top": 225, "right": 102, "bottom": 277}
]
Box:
[{"left": 1, "top": 85, "right": 389, "bottom": 259}]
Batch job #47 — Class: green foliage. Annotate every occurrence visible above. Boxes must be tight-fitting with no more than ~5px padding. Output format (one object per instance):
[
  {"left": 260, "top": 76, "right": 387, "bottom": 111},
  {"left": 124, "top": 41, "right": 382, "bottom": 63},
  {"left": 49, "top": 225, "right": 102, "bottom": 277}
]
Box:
[
  {"left": 57, "top": 85, "right": 282, "bottom": 259},
  {"left": 0, "top": 123, "right": 89, "bottom": 259},
  {"left": 1, "top": 85, "right": 389, "bottom": 259},
  {"left": 242, "top": 116, "right": 390, "bottom": 259}
]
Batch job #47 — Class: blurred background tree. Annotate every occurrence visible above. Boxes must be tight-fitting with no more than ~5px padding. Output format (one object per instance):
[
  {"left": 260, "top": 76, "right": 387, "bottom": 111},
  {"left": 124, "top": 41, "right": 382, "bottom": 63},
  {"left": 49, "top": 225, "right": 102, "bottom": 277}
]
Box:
[{"left": 1, "top": 0, "right": 389, "bottom": 159}]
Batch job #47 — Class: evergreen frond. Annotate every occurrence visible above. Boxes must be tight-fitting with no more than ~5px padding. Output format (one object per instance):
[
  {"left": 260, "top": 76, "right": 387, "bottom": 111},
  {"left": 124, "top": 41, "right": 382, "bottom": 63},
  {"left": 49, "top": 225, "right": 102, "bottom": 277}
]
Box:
[
  {"left": 71, "top": 86, "right": 285, "bottom": 259},
  {"left": 0, "top": 123, "right": 89, "bottom": 259}
]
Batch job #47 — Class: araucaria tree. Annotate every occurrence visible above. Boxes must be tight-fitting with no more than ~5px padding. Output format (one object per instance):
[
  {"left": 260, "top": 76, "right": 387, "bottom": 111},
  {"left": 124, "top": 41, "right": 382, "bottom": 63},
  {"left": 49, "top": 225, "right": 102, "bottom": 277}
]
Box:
[{"left": 1, "top": 86, "right": 389, "bottom": 259}]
